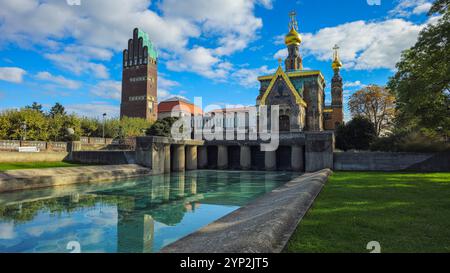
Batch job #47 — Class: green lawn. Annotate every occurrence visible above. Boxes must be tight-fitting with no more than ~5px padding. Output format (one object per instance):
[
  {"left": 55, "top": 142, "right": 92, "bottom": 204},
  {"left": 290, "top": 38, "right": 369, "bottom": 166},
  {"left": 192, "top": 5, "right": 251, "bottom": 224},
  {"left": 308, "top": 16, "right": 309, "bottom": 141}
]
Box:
[
  {"left": 285, "top": 172, "right": 450, "bottom": 253},
  {"left": 0, "top": 162, "right": 86, "bottom": 171}
]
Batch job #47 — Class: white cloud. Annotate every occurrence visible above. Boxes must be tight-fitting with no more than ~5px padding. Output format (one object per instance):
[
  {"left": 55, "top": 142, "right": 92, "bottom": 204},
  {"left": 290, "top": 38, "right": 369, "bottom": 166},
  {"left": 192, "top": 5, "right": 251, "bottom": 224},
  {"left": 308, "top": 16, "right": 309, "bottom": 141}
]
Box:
[
  {"left": 35, "top": 71, "right": 81, "bottom": 89},
  {"left": 0, "top": 0, "right": 272, "bottom": 82},
  {"left": 166, "top": 47, "right": 232, "bottom": 80},
  {"left": 231, "top": 65, "right": 275, "bottom": 87},
  {"left": 413, "top": 3, "right": 433, "bottom": 15},
  {"left": 44, "top": 52, "right": 109, "bottom": 79},
  {"left": 65, "top": 102, "right": 119, "bottom": 118},
  {"left": 343, "top": 81, "right": 366, "bottom": 88},
  {"left": 0, "top": 67, "right": 27, "bottom": 83},
  {"left": 158, "top": 75, "right": 180, "bottom": 90},
  {"left": 299, "top": 18, "right": 430, "bottom": 70},
  {"left": 389, "top": 0, "right": 433, "bottom": 17},
  {"left": 90, "top": 80, "right": 121, "bottom": 100},
  {"left": 273, "top": 48, "right": 288, "bottom": 60}
]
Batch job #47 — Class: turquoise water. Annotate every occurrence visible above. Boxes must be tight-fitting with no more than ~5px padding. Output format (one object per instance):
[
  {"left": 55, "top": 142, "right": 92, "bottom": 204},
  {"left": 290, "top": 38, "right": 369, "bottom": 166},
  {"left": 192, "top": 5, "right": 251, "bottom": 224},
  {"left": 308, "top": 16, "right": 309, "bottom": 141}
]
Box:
[{"left": 0, "top": 171, "right": 298, "bottom": 253}]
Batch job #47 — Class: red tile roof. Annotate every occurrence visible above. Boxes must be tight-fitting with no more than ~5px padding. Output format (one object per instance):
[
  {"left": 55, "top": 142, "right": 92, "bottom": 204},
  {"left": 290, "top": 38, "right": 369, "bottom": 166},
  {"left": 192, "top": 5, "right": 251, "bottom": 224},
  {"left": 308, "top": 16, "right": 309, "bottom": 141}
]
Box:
[{"left": 158, "top": 99, "right": 203, "bottom": 114}]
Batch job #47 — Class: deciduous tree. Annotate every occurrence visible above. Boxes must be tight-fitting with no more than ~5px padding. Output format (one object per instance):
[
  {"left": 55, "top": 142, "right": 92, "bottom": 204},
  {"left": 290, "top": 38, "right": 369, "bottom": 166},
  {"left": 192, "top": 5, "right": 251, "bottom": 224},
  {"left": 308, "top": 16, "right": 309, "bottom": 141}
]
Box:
[{"left": 348, "top": 85, "right": 396, "bottom": 136}]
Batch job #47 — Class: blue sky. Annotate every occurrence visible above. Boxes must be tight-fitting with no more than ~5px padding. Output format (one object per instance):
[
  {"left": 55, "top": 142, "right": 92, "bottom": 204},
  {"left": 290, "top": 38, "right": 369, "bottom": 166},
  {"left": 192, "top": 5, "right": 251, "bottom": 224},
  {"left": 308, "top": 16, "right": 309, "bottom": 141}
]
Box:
[{"left": 0, "top": 0, "right": 438, "bottom": 119}]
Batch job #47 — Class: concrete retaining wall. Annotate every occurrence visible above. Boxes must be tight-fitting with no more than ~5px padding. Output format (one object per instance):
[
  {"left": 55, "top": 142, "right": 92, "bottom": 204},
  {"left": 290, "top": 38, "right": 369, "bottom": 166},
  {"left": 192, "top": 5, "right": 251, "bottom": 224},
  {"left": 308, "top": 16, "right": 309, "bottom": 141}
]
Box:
[
  {"left": 334, "top": 151, "right": 450, "bottom": 172},
  {"left": 0, "top": 140, "right": 67, "bottom": 152},
  {"left": 0, "top": 151, "right": 68, "bottom": 163},
  {"left": 69, "top": 151, "right": 136, "bottom": 165},
  {"left": 161, "top": 169, "right": 333, "bottom": 253},
  {"left": 0, "top": 164, "right": 151, "bottom": 193}
]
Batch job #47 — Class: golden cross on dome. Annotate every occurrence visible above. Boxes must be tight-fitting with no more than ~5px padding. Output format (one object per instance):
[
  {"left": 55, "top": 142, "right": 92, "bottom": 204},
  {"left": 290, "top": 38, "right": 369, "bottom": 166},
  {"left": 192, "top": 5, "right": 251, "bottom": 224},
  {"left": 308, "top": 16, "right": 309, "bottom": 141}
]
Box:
[
  {"left": 277, "top": 58, "right": 282, "bottom": 66},
  {"left": 333, "top": 44, "right": 340, "bottom": 59},
  {"left": 289, "top": 11, "right": 298, "bottom": 30}
]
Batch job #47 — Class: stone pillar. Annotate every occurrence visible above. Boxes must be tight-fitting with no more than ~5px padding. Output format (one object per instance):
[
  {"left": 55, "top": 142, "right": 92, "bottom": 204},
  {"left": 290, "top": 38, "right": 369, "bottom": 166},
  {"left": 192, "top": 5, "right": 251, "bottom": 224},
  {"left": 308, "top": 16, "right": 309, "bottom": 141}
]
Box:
[
  {"left": 264, "top": 151, "right": 277, "bottom": 171},
  {"left": 305, "top": 132, "right": 334, "bottom": 172},
  {"left": 67, "top": 141, "right": 81, "bottom": 152},
  {"left": 151, "top": 143, "right": 165, "bottom": 175},
  {"left": 164, "top": 144, "right": 171, "bottom": 173},
  {"left": 291, "top": 145, "right": 305, "bottom": 172},
  {"left": 186, "top": 145, "right": 198, "bottom": 170},
  {"left": 240, "top": 145, "right": 251, "bottom": 170},
  {"left": 172, "top": 145, "right": 185, "bottom": 172},
  {"left": 217, "top": 145, "right": 228, "bottom": 170},
  {"left": 198, "top": 146, "right": 208, "bottom": 169}
]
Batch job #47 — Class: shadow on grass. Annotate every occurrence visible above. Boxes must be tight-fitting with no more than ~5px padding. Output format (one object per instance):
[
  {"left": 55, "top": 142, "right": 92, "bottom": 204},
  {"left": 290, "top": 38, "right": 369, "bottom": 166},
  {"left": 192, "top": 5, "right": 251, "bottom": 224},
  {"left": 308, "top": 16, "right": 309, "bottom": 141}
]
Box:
[{"left": 285, "top": 172, "right": 450, "bottom": 253}]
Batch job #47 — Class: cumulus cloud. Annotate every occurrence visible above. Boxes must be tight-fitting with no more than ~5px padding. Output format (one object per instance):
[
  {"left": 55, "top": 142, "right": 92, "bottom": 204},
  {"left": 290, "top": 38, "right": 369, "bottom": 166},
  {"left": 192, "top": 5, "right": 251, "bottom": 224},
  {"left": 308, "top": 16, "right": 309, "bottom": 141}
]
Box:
[
  {"left": 166, "top": 47, "right": 233, "bottom": 80},
  {"left": 44, "top": 52, "right": 109, "bottom": 79},
  {"left": 231, "top": 65, "right": 275, "bottom": 87},
  {"left": 65, "top": 101, "right": 119, "bottom": 118},
  {"left": 343, "top": 81, "right": 366, "bottom": 88},
  {"left": 90, "top": 80, "right": 121, "bottom": 100},
  {"left": 35, "top": 71, "right": 81, "bottom": 89},
  {"left": 298, "top": 18, "right": 431, "bottom": 70},
  {"left": 0, "top": 0, "right": 272, "bottom": 81},
  {"left": 389, "top": 0, "right": 433, "bottom": 17},
  {"left": 158, "top": 74, "right": 184, "bottom": 100},
  {"left": 0, "top": 67, "right": 27, "bottom": 83}
]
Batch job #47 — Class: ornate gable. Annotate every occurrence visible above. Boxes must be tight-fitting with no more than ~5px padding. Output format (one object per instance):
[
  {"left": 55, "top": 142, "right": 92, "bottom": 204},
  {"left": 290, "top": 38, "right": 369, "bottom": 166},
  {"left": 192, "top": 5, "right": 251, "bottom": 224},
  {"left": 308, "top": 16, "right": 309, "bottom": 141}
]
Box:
[{"left": 259, "top": 66, "right": 307, "bottom": 107}]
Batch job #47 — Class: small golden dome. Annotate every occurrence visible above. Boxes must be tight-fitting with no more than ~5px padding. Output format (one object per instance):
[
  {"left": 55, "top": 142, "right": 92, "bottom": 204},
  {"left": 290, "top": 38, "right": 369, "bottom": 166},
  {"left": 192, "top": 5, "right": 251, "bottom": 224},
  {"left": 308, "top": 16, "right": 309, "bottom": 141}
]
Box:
[
  {"left": 285, "top": 27, "right": 302, "bottom": 46},
  {"left": 332, "top": 58, "right": 343, "bottom": 70}
]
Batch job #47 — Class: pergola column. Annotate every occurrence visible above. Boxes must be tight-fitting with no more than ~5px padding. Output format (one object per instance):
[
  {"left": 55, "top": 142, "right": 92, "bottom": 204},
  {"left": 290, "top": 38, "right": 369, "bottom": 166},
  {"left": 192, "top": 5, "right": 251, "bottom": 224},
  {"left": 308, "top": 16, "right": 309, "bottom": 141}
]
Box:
[
  {"left": 172, "top": 144, "right": 185, "bottom": 172},
  {"left": 240, "top": 145, "right": 251, "bottom": 170},
  {"left": 291, "top": 145, "right": 304, "bottom": 172},
  {"left": 186, "top": 145, "right": 198, "bottom": 170},
  {"left": 164, "top": 144, "right": 171, "bottom": 173},
  {"left": 264, "top": 150, "right": 277, "bottom": 171},
  {"left": 217, "top": 145, "right": 228, "bottom": 170}
]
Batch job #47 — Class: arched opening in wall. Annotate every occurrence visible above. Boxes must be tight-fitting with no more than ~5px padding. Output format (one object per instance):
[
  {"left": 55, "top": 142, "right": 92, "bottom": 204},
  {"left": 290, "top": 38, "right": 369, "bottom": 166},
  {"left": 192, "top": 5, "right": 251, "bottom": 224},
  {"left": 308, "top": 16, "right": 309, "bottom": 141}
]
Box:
[
  {"left": 279, "top": 115, "right": 290, "bottom": 132},
  {"left": 207, "top": 146, "right": 218, "bottom": 169},
  {"left": 276, "top": 146, "right": 292, "bottom": 170},
  {"left": 228, "top": 146, "right": 241, "bottom": 169},
  {"left": 251, "top": 146, "right": 265, "bottom": 170}
]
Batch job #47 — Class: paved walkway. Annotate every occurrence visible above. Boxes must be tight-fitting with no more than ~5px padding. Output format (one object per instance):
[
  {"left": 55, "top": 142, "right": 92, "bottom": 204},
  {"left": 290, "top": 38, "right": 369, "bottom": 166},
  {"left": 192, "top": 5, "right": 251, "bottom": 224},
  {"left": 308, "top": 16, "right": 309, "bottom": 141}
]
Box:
[{"left": 0, "top": 164, "right": 151, "bottom": 192}]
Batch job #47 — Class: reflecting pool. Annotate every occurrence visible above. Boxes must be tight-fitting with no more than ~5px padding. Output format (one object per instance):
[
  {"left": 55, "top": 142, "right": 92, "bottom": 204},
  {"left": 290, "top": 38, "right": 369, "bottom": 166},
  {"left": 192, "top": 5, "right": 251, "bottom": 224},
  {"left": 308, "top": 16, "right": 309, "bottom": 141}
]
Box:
[{"left": 0, "top": 170, "right": 298, "bottom": 253}]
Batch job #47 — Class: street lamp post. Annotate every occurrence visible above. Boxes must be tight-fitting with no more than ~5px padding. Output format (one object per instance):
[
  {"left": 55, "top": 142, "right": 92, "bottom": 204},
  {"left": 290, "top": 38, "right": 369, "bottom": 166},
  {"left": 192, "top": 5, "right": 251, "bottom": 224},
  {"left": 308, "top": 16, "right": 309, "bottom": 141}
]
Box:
[
  {"left": 102, "top": 113, "right": 107, "bottom": 140},
  {"left": 21, "top": 122, "right": 27, "bottom": 141}
]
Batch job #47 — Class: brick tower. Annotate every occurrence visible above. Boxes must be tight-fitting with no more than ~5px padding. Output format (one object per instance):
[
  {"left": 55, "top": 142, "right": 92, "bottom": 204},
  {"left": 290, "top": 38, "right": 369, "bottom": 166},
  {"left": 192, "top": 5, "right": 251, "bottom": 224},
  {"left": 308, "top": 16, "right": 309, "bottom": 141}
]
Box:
[
  {"left": 330, "top": 44, "right": 344, "bottom": 128},
  {"left": 120, "top": 28, "right": 158, "bottom": 122}
]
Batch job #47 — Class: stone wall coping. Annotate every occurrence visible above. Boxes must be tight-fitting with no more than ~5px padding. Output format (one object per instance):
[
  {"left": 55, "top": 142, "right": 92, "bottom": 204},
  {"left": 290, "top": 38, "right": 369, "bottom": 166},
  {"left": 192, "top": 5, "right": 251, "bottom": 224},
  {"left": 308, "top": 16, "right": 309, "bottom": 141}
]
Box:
[
  {"left": 0, "top": 164, "right": 151, "bottom": 193},
  {"left": 160, "top": 169, "right": 333, "bottom": 253},
  {"left": 136, "top": 136, "right": 204, "bottom": 146}
]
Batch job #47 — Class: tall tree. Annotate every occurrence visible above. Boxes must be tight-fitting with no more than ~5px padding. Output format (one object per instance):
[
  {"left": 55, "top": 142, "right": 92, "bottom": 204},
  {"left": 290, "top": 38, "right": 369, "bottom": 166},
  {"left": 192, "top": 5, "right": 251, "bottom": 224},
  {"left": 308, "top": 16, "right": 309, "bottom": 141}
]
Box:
[
  {"left": 25, "top": 102, "right": 43, "bottom": 113},
  {"left": 49, "top": 102, "right": 66, "bottom": 118},
  {"left": 388, "top": 0, "right": 450, "bottom": 134},
  {"left": 335, "top": 116, "right": 377, "bottom": 151},
  {"left": 348, "top": 85, "right": 396, "bottom": 136}
]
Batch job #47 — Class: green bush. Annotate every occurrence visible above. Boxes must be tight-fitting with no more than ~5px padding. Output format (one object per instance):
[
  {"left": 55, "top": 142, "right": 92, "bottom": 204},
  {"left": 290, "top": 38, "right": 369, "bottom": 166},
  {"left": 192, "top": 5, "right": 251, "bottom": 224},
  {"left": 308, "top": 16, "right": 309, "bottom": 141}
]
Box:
[
  {"left": 370, "top": 129, "right": 450, "bottom": 153},
  {"left": 336, "top": 116, "right": 377, "bottom": 151},
  {"left": 146, "top": 117, "right": 179, "bottom": 137}
]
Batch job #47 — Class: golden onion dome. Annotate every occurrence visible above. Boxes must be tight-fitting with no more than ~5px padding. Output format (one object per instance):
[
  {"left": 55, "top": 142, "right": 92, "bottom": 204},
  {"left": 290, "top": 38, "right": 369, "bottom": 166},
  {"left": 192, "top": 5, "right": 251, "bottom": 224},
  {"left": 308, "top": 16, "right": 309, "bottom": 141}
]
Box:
[
  {"left": 285, "top": 27, "right": 302, "bottom": 46},
  {"left": 332, "top": 58, "right": 343, "bottom": 70}
]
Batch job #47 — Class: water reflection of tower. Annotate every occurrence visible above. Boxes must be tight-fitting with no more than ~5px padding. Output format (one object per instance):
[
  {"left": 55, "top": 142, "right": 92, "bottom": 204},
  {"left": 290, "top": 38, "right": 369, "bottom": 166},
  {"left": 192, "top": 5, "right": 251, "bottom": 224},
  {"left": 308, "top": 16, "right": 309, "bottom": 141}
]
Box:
[
  {"left": 117, "top": 197, "right": 154, "bottom": 253},
  {"left": 116, "top": 173, "right": 200, "bottom": 253}
]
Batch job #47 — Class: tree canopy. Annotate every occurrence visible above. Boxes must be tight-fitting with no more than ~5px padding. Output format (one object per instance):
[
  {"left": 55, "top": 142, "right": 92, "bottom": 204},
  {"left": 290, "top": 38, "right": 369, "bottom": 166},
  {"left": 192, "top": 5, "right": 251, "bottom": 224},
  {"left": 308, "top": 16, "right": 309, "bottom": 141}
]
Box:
[
  {"left": 335, "top": 116, "right": 377, "bottom": 151},
  {"left": 388, "top": 0, "right": 450, "bottom": 135},
  {"left": 0, "top": 103, "right": 153, "bottom": 141},
  {"left": 348, "top": 85, "right": 396, "bottom": 136}
]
